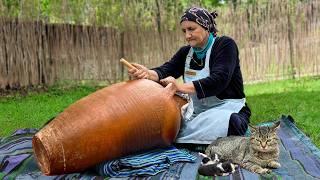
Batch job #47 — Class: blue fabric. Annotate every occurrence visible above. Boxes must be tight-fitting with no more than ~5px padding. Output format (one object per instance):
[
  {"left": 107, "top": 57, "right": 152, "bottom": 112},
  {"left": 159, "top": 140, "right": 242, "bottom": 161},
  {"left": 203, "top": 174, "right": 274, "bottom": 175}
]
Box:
[
  {"left": 276, "top": 116, "right": 320, "bottom": 178},
  {"left": 96, "top": 146, "right": 196, "bottom": 177},
  {"left": 192, "top": 33, "right": 214, "bottom": 60},
  {"left": 0, "top": 129, "right": 100, "bottom": 180},
  {"left": 0, "top": 129, "right": 35, "bottom": 177}
]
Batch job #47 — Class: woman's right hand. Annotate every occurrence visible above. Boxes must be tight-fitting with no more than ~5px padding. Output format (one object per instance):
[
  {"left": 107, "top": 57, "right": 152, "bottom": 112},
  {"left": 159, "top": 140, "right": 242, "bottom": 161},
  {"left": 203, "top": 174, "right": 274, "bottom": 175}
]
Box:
[{"left": 127, "top": 63, "right": 150, "bottom": 80}]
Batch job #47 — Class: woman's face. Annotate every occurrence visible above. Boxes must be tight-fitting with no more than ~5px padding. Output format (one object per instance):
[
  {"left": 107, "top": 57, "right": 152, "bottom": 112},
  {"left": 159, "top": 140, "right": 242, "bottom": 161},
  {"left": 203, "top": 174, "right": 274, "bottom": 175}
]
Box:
[{"left": 181, "top": 21, "right": 209, "bottom": 48}]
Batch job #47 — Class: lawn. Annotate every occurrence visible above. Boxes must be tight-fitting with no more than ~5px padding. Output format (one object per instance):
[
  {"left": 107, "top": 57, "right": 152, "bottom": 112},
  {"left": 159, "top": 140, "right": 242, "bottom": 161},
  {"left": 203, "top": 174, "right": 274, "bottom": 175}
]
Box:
[
  {"left": 0, "top": 77, "right": 319, "bottom": 148},
  {"left": 245, "top": 76, "right": 320, "bottom": 148}
]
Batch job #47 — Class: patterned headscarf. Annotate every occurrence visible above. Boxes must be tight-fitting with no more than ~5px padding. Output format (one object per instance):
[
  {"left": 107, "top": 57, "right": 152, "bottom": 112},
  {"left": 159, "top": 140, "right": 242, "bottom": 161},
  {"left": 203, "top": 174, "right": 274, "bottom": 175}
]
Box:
[{"left": 180, "top": 7, "right": 218, "bottom": 34}]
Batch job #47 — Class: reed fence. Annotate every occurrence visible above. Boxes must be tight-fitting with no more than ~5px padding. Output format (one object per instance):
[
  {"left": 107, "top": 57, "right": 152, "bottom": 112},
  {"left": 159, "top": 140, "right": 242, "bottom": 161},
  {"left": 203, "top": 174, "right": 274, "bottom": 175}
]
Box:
[{"left": 0, "top": 0, "right": 319, "bottom": 89}]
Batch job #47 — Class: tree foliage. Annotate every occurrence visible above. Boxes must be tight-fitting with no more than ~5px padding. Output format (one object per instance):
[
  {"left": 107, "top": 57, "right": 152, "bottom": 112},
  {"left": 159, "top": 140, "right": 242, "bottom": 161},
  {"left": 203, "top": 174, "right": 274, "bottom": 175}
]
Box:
[
  {"left": 0, "top": 0, "right": 230, "bottom": 29},
  {"left": 0, "top": 0, "right": 304, "bottom": 31}
]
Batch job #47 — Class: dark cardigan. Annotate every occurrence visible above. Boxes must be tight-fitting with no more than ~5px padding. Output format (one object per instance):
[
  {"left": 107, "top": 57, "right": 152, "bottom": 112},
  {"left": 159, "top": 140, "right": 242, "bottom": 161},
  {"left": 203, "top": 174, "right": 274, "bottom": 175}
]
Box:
[{"left": 153, "top": 36, "right": 246, "bottom": 100}]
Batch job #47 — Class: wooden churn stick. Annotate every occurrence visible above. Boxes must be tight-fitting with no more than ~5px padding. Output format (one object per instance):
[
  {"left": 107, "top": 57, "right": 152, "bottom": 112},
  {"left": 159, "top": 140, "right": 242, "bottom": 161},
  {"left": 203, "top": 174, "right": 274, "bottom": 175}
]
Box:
[{"left": 120, "top": 58, "right": 137, "bottom": 70}]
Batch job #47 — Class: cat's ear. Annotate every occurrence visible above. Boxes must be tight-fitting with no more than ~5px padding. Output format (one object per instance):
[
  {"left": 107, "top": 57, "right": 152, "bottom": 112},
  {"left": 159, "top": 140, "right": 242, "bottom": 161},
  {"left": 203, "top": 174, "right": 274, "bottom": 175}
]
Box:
[
  {"left": 249, "top": 124, "right": 257, "bottom": 133},
  {"left": 271, "top": 120, "right": 280, "bottom": 131}
]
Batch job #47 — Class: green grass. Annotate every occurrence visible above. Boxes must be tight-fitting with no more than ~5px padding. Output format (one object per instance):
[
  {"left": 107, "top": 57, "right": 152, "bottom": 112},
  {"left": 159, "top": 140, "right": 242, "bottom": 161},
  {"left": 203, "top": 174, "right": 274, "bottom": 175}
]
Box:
[
  {"left": 0, "top": 77, "right": 319, "bottom": 148},
  {"left": 0, "top": 85, "right": 100, "bottom": 136},
  {"left": 245, "top": 76, "right": 320, "bottom": 147}
]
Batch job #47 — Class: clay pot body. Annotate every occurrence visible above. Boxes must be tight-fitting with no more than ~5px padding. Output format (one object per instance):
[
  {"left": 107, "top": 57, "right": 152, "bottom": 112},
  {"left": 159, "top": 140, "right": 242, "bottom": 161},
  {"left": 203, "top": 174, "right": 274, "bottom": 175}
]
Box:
[{"left": 32, "top": 79, "right": 186, "bottom": 175}]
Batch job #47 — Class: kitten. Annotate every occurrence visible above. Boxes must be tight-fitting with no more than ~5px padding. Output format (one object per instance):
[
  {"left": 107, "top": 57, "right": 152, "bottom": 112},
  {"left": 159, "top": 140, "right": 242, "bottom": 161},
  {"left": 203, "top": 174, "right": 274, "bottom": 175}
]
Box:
[
  {"left": 198, "top": 153, "right": 238, "bottom": 176},
  {"left": 204, "top": 121, "right": 281, "bottom": 174}
]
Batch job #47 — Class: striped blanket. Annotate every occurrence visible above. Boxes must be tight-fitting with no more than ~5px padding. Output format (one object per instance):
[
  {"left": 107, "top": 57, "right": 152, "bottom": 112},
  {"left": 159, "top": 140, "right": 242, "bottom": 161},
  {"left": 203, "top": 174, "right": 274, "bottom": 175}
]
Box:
[
  {"left": 96, "top": 146, "right": 197, "bottom": 177},
  {"left": 1, "top": 115, "right": 320, "bottom": 179}
]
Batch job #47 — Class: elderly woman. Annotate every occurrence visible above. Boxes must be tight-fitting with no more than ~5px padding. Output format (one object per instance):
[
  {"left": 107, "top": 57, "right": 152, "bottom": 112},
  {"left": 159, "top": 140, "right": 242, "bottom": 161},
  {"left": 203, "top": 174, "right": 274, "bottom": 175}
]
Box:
[{"left": 128, "top": 7, "right": 251, "bottom": 146}]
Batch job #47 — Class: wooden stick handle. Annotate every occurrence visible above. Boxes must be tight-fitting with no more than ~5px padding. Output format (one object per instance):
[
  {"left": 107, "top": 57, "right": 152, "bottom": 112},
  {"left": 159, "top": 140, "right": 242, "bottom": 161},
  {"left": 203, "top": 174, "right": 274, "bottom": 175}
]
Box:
[{"left": 120, "top": 58, "right": 137, "bottom": 70}]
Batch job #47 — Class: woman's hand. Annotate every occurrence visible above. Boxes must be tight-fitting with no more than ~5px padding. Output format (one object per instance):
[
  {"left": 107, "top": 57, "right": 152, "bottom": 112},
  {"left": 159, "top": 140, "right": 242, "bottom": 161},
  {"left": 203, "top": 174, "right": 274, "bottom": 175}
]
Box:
[
  {"left": 160, "top": 76, "right": 196, "bottom": 94},
  {"left": 127, "top": 63, "right": 149, "bottom": 80},
  {"left": 127, "top": 63, "right": 160, "bottom": 82},
  {"left": 160, "top": 76, "right": 178, "bottom": 93},
  {"left": 160, "top": 76, "right": 177, "bottom": 87}
]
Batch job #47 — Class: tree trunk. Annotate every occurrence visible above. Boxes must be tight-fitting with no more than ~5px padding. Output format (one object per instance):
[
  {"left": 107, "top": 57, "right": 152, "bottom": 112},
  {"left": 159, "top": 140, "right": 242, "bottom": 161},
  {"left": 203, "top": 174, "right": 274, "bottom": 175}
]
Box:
[{"left": 155, "top": 0, "right": 164, "bottom": 52}]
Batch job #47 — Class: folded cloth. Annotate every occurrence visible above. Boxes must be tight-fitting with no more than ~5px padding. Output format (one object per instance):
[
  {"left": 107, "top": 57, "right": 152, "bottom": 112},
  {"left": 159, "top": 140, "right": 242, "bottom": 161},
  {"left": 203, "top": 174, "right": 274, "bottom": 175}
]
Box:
[
  {"left": 0, "top": 129, "right": 35, "bottom": 179},
  {"left": 96, "top": 146, "right": 197, "bottom": 177},
  {"left": 0, "top": 154, "right": 31, "bottom": 174}
]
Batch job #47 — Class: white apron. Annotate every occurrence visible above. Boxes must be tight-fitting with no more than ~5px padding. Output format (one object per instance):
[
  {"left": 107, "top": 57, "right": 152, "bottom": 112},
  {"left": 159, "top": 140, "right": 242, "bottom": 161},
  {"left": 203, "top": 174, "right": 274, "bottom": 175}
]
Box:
[{"left": 175, "top": 39, "right": 246, "bottom": 144}]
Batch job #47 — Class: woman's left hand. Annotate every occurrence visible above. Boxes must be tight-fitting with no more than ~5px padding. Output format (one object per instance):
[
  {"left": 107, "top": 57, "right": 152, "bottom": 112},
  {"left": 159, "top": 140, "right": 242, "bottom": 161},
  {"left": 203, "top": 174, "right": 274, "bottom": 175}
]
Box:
[
  {"left": 160, "top": 76, "right": 177, "bottom": 87},
  {"left": 160, "top": 76, "right": 196, "bottom": 94}
]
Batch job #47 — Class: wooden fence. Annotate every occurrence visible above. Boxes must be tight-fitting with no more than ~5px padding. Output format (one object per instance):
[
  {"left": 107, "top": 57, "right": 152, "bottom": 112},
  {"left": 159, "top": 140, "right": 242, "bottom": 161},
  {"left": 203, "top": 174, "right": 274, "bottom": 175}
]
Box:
[{"left": 0, "top": 0, "right": 319, "bottom": 89}]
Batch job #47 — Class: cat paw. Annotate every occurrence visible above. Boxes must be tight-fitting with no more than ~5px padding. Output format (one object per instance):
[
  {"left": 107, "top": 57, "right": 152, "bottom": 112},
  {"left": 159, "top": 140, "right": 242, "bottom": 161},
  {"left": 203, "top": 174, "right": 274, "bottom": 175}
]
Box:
[
  {"left": 198, "top": 152, "right": 207, "bottom": 158},
  {"left": 268, "top": 161, "right": 281, "bottom": 169},
  {"left": 255, "top": 168, "right": 271, "bottom": 174}
]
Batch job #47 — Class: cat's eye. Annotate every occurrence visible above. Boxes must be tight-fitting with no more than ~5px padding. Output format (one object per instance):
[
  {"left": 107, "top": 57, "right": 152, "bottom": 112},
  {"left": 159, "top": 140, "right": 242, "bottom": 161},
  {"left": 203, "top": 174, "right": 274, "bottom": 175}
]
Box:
[{"left": 267, "top": 139, "right": 271, "bottom": 142}]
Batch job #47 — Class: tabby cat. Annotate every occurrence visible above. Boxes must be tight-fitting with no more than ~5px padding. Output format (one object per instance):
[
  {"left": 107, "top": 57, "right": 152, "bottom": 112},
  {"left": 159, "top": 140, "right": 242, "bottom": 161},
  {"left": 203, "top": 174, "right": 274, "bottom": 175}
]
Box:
[{"left": 201, "top": 121, "right": 281, "bottom": 175}]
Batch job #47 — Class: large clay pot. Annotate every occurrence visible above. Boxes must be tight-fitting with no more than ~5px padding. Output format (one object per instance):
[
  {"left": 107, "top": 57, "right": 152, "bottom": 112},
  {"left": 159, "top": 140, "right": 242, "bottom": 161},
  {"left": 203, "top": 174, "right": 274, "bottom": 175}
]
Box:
[{"left": 32, "top": 79, "right": 186, "bottom": 175}]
